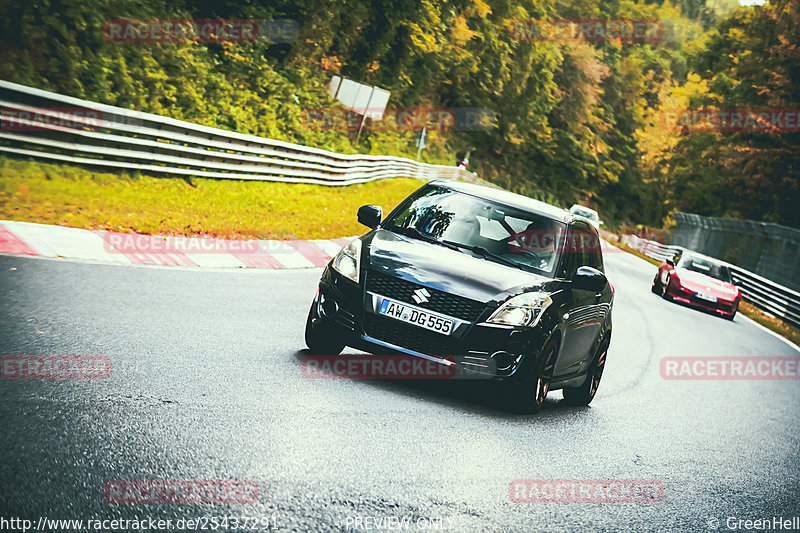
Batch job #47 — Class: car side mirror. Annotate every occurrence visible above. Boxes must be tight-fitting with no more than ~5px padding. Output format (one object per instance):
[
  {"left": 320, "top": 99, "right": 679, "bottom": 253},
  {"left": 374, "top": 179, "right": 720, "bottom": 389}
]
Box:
[
  {"left": 573, "top": 266, "right": 607, "bottom": 292},
  {"left": 357, "top": 204, "right": 382, "bottom": 229},
  {"left": 666, "top": 258, "right": 674, "bottom": 266}
]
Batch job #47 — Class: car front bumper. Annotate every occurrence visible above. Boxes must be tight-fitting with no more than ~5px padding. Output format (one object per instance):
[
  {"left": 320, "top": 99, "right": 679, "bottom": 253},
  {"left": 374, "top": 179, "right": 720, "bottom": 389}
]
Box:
[
  {"left": 309, "top": 267, "right": 553, "bottom": 381},
  {"left": 666, "top": 281, "right": 739, "bottom": 317}
]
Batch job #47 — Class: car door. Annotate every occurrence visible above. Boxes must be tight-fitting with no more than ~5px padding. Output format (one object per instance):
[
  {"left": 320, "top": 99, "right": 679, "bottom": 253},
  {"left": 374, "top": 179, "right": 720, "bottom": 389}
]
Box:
[
  {"left": 585, "top": 226, "right": 612, "bottom": 344},
  {"left": 554, "top": 222, "right": 606, "bottom": 377}
]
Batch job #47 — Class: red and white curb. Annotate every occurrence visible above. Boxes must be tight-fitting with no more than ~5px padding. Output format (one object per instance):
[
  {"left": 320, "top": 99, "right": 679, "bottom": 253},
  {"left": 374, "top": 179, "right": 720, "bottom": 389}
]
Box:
[
  {"left": 0, "top": 220, "right": 353, "bottom": 269},
  {"left": 0, "top": 219, "right": 623, "bottom": 270}
]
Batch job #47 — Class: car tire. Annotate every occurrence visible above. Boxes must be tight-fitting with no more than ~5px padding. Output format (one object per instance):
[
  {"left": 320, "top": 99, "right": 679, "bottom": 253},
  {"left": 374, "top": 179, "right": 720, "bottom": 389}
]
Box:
[
  {"left": 562, "top": 338, "right": 609, "bottom": 406},
  {"left": 651, "top": 275, "right": 662, "bottom": 294},
  {"left": 505, "top": 339, "right": 558, "bottom": 414},
  {"left": 661, "top": 274, "right": 672, "bottom": 300},
  {"left": 724, "top": 302, "right": 738, "bottom": 321},
  {"left": 304, "top": 301, "right": 345, "bottom": 355}
]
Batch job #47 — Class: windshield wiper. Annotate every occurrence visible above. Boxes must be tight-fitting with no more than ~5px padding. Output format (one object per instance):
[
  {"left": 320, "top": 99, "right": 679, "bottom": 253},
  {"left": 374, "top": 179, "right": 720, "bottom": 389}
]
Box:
[{"left": 441, "top": 240, "right": 522, "bottom": 269}]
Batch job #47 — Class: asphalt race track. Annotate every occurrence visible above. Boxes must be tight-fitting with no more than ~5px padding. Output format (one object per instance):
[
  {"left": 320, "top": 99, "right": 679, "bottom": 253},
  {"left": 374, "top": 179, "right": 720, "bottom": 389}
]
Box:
[{"left": 1, "top": 248, "right": 799, "bottom": 532}]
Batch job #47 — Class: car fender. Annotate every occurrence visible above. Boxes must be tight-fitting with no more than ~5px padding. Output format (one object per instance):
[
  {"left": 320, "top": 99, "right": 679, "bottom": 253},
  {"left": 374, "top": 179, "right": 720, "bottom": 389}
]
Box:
[{"left": 512, "top": 310, "right": 564, "bottom": 387}]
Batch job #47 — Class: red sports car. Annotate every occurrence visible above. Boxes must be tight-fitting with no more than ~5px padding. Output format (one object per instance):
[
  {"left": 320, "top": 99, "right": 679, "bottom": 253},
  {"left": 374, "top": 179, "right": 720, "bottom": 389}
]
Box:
[{"left": 651, "top": 251, "right": 742, "bottom": 320}]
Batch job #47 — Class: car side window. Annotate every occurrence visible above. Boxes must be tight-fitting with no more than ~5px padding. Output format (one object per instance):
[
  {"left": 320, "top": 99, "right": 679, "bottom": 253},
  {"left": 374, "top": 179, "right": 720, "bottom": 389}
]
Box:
[
  {"left": 566, "top": 222, "right": 603, "bottom": 273},
  {"left": 561, "top": 224, "right": 584, "bottom": 278},
  {"left": 585, "top": 227, "right": 604, "bottom": 272}
]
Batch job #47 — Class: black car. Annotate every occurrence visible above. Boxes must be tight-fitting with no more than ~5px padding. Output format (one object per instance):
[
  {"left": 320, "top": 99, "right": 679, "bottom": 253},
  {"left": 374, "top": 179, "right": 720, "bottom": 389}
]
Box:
[{"left": 304, "top": 181, "right": 614, "bottom": 412}]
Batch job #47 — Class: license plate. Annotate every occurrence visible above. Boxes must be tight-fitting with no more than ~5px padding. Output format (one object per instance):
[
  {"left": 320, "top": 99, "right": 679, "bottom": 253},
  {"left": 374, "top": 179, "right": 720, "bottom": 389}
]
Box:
[
  {"left": 696, "top": 292, "right": 717, "bottom": 302},
  {"left": 378, "top": 297, "right": 454, "bottom": 335}
]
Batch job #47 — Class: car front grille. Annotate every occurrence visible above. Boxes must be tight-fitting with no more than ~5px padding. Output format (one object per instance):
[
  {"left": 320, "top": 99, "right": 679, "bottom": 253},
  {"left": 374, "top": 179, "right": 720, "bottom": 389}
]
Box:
[
  {"left": 365, "top": 271, "right": 485, "bottom": 322},
  {"left": 363, "top": 315, "right": 460, "bottom": 357}
]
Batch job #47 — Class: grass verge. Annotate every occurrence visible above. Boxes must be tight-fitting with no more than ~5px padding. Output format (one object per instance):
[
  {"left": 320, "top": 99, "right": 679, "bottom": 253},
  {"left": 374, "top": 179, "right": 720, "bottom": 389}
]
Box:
[
  {"left": 605, "top": 238, "right": 800, "bottom": 348},
  {"left": 0, "top": 156, "right": 424, "bottom": 240}
]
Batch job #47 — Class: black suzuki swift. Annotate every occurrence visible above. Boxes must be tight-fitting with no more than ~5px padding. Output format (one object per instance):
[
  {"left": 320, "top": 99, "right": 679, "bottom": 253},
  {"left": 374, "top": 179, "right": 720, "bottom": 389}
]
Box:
[{"left": 305, "top": 181, "right": 613, "bottom": 412}]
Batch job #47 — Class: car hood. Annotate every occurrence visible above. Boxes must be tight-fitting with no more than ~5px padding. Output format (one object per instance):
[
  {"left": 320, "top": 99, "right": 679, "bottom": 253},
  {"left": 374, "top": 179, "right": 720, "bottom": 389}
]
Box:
[
  {"left": 364, "top": 229, "right": 552, "bottom": 303},
  {"left": 674, "top": 268, "right": 738, "bottom": 297}
]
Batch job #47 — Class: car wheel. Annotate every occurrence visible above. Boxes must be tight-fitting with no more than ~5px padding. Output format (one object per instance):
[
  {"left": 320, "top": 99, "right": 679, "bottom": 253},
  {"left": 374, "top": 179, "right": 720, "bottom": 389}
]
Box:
[
  {"left": 660, "top": 274, "right": 672, "bottom": 300},
  {"left": 562, "top": 338, "right": 608, "bottom": 406},
  {"left": 724, "top": 302, "right": 739, "bottom": 321},
  {"left": 651, "top": 275, "right": 662, "bottom": 294},
  {"left": 304, "top": 301, "right": 345, "bottom": 355},
  {"left": 506, "top": 340, "right": 558, "bottom": 414}
]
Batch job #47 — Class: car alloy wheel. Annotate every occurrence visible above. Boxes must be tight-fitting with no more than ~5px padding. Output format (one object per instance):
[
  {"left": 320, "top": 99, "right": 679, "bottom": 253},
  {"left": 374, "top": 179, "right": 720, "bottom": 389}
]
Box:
[
  {"left": 534, "top": 343, "right": 557, "bottom": 407},
  {"left": 505, "top": 340, "right": 558, "bottom": 413},
  {"left": 563, "top": 338, "right": 609, "bottom": 406},
  {"left": 588, "top": 344, "right": 607, "bottom": 397}
]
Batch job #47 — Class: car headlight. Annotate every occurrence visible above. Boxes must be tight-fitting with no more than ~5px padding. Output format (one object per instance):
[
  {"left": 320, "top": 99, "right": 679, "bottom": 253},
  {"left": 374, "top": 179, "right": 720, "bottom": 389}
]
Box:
[
  {"left": 487, "top": 292, "right": 552, "bottom": 327},
  {"left": 332, "top": 238, "right": 362, "bottom": 283}
]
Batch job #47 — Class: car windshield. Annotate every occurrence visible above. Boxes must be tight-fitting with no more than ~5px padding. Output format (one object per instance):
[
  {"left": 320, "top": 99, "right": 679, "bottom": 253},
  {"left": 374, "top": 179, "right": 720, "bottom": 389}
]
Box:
[
  {"left": 677, "top": 254, "right": 733, "bottom": 283},
  {"left": 571, "top": 206, "right": 598, "bottom": 221},
  {"left": 384, "top": 187, "right": 566, "bottom": 275}
]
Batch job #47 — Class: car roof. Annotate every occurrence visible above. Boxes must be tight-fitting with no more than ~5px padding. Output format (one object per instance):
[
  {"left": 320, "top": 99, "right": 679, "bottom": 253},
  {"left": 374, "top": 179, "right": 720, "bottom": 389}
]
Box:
[
  {"left": 570, "top": 204, "right": 599, "bottom": 216},
  {"left": 430, "top": 180, "right": 574, "bottom": 224}
]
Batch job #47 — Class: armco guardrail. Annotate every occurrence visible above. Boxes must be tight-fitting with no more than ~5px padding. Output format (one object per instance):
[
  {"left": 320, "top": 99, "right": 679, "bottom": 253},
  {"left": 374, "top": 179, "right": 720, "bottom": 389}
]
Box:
[
  {"left": 621, "top": 235, "right": 800, "bottom": 329},
  {"left": 0, "top": 79, "right": 493, "bottom": 187},
  {"left": 673, "top": 212, "right": 800, "bottom": 292}
]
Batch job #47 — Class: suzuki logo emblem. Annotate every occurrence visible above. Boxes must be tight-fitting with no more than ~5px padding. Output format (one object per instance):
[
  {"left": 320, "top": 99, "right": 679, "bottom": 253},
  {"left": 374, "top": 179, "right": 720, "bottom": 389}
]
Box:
[{"left": 412, "top": 288, "right": 431, "bottom": 304}]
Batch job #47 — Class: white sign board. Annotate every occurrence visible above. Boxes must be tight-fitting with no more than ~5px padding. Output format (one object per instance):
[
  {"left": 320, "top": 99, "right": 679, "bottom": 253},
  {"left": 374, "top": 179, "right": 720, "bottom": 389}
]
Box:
[
  {"left": 329, "top": 76, "right": 390, "bottom": 121},
  {"left": 365, "top": 88, "right": 391, "bottom": 120},
  {"left": 328, "top": 76, "right": 341, "bottom": 99},
  {"left": 336, "top": 78, "right": 362, "bottom": 110}
]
